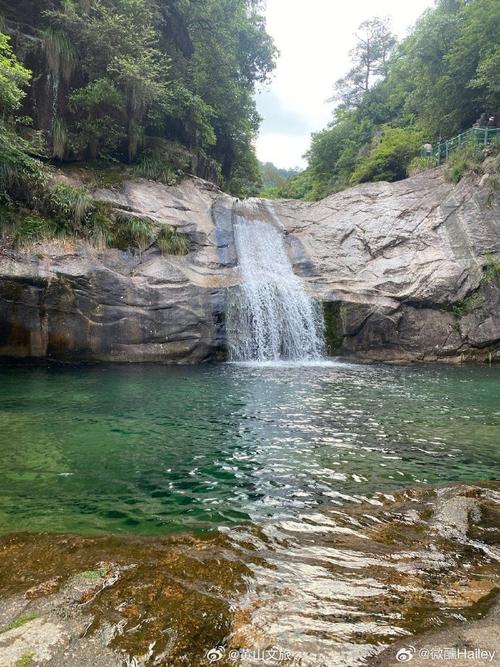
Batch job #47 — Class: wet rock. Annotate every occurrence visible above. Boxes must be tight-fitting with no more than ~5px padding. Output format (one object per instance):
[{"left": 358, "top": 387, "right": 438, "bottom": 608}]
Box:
[
  {"left": 0, "top": 165, "right": 499, "bottom": 363},
  {"left": 231, "top": 483, "right": 500, "bottom": 667},
  {"left": 0, "top": 617, "right": 68, "bottom": 666},
  {"left": 0, "top": 484, "right": 497, "bottom": 666},
  {"left": 0, "top": 531, "right": 251, "bottom": 666},
  {"left": 372, "top": 596, "right": 500, "bottom": 667},
  {"left": 431, "top": 487, "right": 480, "bottom": 540}
]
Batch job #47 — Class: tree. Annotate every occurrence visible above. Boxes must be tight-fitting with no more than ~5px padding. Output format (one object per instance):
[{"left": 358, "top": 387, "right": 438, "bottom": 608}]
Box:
[
  {"left": 289, "top": 0, "right": 500, "bottom": 201},
  {"left": 387, "top": 0, "right": 500, "bottom": 138},
  {"left": 187, "top": 0, "right": 276, "bottom": 186},
  {"left": 333, "top": 17, "right": 396, "bottom": 109},
  {"left": 0, "top": 31, "right": 31, "bottom": 117},
  {"left": 350, "top": 127, "right": 423, "bottom": 183},
  {"left": 39, "top": 0, "right": 275, "bottom": 191},
  {"left": 46, "top": 0, "right": 170, "bottom": 161},
  {"left": 0, "top": 30, "right": 47, "bottom": 207}
]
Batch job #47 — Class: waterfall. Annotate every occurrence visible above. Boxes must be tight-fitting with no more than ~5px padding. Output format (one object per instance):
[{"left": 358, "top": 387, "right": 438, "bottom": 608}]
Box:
[{"left": 226, "top": 201, "right": 325, "bottom": 362}]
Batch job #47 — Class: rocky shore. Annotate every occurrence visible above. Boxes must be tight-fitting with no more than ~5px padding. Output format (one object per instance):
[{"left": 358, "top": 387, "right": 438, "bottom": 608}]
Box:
[{"left": 0, "top": 483, "right": 498, "bottom": 666}]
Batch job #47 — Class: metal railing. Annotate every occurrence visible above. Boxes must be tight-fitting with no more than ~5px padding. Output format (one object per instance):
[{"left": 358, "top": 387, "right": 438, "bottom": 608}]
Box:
[{"left": 429, "top": 127, "right": 500, "bottom": 163}]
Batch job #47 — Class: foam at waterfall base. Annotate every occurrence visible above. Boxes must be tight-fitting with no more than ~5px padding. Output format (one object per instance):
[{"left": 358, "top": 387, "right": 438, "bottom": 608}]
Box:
[{"left": 228, "top": 358, "right": 358, "bottom": 369}]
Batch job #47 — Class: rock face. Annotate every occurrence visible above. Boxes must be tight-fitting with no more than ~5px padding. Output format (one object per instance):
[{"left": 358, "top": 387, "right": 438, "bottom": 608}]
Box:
[
  {"left": 0, "top": 178, "right": 237, "bottom": 363},
  {"left": 276, "top": 163, "right": 500, "bottom": 362},
  {"left": 0, "top": 164, "right": 499, "bottom": 363}
]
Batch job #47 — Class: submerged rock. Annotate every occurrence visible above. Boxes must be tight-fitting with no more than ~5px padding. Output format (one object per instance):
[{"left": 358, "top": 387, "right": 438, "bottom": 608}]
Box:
[
  {"left": 372, "top": 597, "right": 500, "bottom": 667},
  {"left": 0, "top": 483, "right": 498, "bottom": 666}
]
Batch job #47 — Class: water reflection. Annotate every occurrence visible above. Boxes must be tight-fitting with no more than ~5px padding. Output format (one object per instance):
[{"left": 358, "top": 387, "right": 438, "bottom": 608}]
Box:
[
  {"left": 0, "top": 363, "right": 499, "bottom": 664},
  {"left": 0, "top": 362, "right": 498, "bottom": 533}
]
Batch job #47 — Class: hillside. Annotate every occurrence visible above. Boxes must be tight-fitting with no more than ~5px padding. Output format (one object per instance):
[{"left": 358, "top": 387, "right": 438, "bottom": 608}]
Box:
[
  {"left": 0, "top": 0, "right": 275, "bottom": 198},
  {"left": 271, "top": 0, "right": 500, "bottom": 201}
]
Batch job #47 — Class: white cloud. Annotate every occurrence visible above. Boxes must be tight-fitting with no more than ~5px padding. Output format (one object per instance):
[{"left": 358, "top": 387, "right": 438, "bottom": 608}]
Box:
[
  {"left": 257, "top": 133, "right": 311, "bottom": 169},
  {"left": 256, "top": 0, "right": 435, "bottom": 168}
]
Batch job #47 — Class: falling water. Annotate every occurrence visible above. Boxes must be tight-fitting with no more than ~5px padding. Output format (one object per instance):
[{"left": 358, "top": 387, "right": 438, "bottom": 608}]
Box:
[{"left": 226, "top": 201, "right": 325, "bottom": 362}]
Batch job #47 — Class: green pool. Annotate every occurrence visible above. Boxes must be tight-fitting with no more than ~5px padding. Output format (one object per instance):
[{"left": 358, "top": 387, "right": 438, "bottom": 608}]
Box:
[{"left": 0, "top": 361, "right": 498, "bottom": 535}]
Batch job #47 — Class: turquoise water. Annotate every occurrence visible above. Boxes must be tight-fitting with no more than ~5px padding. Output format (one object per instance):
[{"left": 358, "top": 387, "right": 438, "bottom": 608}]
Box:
[{"left": 0, "top": 361, "right": 498, "bottom": 534}]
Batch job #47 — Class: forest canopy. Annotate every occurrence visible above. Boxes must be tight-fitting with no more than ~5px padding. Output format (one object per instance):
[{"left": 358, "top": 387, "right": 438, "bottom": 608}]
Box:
[
  {"left": 274, "top": 0, "right": 500, "bottom": 201},
  {"left": 0, "top": 0, "right": 276, "bottom": 197}
]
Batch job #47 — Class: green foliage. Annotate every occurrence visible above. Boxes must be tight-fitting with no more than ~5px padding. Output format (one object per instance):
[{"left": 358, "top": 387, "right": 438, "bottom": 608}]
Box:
[
  {"left": 444, "top": 142, "right": 485, "bottom": 182},
  {"left": 16, "top": 652, "right": 34, "bottom": 667},
  {"left": 323, "top": 302, "right": 346, "bottom": 353},
  {"left": 79, "top": 567, "right": 109, "bottom": 579},
  {"left": 333, "top": 18, "right": 396, "bottom": 109},
  {"left": 306, "top": 110, "right": 375, "bottom": 197},
  {"left": 259, "top": 162, "right": 300, "bottom": 193},
  {"left": 40, "top": 0, "right": 276, "bottom": 191},
  {"left": 47, "top": 182, "right": 94, "bottom": 226},
  {"left": 480, "top": 257, "right": 500, "bottom": 285},
  {"left": 469, "top": 46, "right": 500, "bottom": 106},
  {"left": 0, "top": 184, "right": 191, "bottom": 256},
  {"left": 452, "top": 292, "right": 485, "bottom": 317},
  {"left": 113, "top": 215, "right": 155, "bottom": 254},
  {"left": 351, "top": 127, "right": 424, "bottom": 184},
  {"left": 274, "top": 169, "right": 319, "bottom": 201},
  {"left": 291, "top": 0, "right": 500, "bottom": 200},
  {"left": 133, "top": 153, "right": 180, "bottom": 185},
  {"left": 226, "top": 144, "right": 263, "bottom": 197},
  {"left": 51, "top": 117, "right": 68, "bottom": 159},
  {"left": 0, "top": 122, "right": 50, "bottom": 208},
  {"left": 11, "top": 214, "right": 59, "bottom": 246},
  {"left": 157, "top": 225, "right": 189, "bottom": 256},
  {"left": 69, "top": 78, "right": 126, "bottom": 159},
  {"left": 1, "top": 613, "right": 39, "bottom": 633},
  {"left": 158, "top": 81, "right": 217, "bottom": 148},
  {"left": 86, "top": 202, "right": 115, "bottom": 250},
  {"left": 408, "top": 155, "right": 439, "bottom": 175},
  {"left": 41, "top": 27, "right": 77, "bottom": 82},
  {"left": 0, "top": 31, "right": 31, "bottom": 116}
]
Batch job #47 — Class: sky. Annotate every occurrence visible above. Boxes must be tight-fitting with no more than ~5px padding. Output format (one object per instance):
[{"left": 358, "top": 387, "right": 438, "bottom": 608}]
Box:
[{"left": 255, "top": 0, "right": 436, "bottom": 169}]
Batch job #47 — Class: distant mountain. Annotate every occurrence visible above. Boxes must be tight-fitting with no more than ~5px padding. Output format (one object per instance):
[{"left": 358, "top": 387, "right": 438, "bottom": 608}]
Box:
[{"left": 259, "top": 162, "right": 301, "bottom": 189}]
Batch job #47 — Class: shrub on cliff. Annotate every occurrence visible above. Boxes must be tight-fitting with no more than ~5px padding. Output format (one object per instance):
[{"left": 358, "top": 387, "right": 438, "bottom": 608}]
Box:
[
  {"left": 0, "top": 30, "right": 49, "bottom": 207},
  {"left": 445, "top": 143, "right": 487, "bottom": 183},
  {"left": 0, "top": 31, "right": 31, "bottom": 116},
  {"left": 157, "top": 225, "right": 189, "bottom": 256},
  {"left": 350, "top": 128, "right": 423, "bottom": 184}
]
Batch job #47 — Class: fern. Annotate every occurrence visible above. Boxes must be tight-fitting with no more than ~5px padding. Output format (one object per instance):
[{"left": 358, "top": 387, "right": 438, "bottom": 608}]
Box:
[
  {"left": 133, "top": 154, "right": 178, "bottom": 185},
  {"left": 113, "top": 215, "right": 155, "bottom": 254},
  {"left": 48, "top": 183, "right": 93, "bottom": 226},
  {"left": 88, "top": 202, "right": 114, "bottom": 250},
  {"left": 12, "top": 214, "right": 59, "bottom": 246}
]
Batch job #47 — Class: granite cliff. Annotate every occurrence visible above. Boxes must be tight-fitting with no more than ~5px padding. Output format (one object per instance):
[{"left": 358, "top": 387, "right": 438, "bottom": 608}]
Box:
[{"left": 0, "top": 163, "right": 499, "bottom": 363}]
